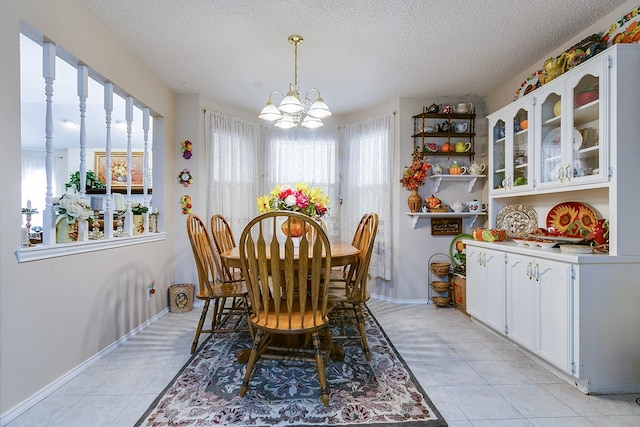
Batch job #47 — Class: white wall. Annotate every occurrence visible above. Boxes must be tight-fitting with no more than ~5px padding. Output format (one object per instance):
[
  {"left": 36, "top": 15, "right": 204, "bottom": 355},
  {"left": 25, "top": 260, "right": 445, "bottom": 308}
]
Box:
[{"left": 0, "top": 0, "right": 176, "bottom": 418}]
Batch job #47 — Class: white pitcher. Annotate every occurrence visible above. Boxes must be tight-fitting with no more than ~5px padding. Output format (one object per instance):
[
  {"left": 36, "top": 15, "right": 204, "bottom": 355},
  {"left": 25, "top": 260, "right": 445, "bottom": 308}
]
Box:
[{"left": 469, "top": 161, "right": 486, "bottom": 175}]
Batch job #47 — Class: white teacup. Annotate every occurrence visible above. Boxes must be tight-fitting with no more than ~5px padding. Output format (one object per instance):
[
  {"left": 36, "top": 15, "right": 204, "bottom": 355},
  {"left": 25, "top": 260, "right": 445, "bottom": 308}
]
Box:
[{"left": 467, "top": 200, "right": 487, "bottom": 213}]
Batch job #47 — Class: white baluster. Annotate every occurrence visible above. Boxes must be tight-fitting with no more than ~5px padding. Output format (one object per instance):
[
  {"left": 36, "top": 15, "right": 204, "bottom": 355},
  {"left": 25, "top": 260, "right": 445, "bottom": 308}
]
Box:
[
  {"left": 103, "top": 83, "right": 114, "bottom": 238},
  {"left": 77, "top": 64, "right": 89, "bottom": 241},
  {"left": 124, "top": 97, "right": 134, "bottom": 236},
  {"left": 42, "top": 42, "right": 56, "bottom": 245}
]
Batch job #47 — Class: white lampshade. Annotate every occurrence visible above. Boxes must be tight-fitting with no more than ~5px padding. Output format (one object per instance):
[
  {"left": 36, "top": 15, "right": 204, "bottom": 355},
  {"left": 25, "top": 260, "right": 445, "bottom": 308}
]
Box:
[
  {"left": 307, "top": 97, "right": 332, "bottom": 119},
  {"left": 258, "top": 101, "right": 282, "bottom": 121},
  {"left": 301, "top": 115, "right": 324, "bottom": 129},
  {"left": 278, "top": 85, "right": 304, "bottom": 114},
  {"left": 275, "top": 113, "right": 298, "bottom": 129}
]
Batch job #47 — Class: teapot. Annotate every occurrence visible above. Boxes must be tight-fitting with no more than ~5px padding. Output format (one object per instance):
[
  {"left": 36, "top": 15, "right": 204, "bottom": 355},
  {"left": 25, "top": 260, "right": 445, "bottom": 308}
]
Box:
[
  {"left": 424, "top": 124, "right": 436, "bottom": 133},
  {"left": 439, "top": 121, "right": 451, "bottom": 132},
  {"left": 432, "top": 163, "right": 444, "bottom": 175},
  {"left": 456, "top": 101, "right": 474, "bottom": 114},
  {"left": 453, "top": 122, "right": 468, "bottom": 133},
  {"left": 543, "top": 52, "right": 568, "bottom": 83},
  {"left": 449, "top": 161, "right": 467, "bottom": 175},
  {"left": 451, "top": 200, "right": 466, "bottom": 213},
  {"left": 454, "top": 141, "right": 471, "bottom": 152},
  {"left": 426, "top": 103, "right": 440, "bottom": 113},
  {"left": 469, "top": 161, "right": 486, "bottom": 175},
  {"left": 442, "top": 104, "right": 454, "bottom": 114}
]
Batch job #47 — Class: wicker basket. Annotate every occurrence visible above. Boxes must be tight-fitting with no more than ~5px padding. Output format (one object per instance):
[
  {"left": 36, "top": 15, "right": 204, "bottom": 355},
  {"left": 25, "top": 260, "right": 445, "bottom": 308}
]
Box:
[
  {"left": 431, "top": 281, "right": 450, "bottom": 293},
  {"left": 432, "top": 296, "right": 451, "bottom": 307},
  {"left": 430, "top": 262, "right": 451, "bottom": 275}
]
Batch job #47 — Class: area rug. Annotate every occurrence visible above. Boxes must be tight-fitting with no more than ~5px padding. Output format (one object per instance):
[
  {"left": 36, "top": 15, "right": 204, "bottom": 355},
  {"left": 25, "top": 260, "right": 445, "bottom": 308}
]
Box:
[{"left": 136, "top": 306, "right": 447, "bottom": 426}]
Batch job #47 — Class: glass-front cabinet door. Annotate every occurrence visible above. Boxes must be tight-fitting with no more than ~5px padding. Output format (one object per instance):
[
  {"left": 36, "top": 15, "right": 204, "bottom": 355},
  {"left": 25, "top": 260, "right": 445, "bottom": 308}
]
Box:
[
  {"left": 534, "top": 79, "right": 565, "bottom": 189},
  {"left": 565, "top": 59, "right": 606, "bottom": 185},
  {"left": 489, "top": 99, "right": 532, "bottom": 195},
  {"left": 535, "top": 57, "right": 606, "bottom": 189}
]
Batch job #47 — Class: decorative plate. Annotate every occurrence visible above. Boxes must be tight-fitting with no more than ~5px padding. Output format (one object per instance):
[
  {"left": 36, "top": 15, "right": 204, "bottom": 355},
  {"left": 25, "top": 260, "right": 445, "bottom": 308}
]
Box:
[
  {"left": 450, "top": 233, "right": 473, "bottom": 267},
  {"left": 546, "top": 202, "right": 597, "bottom": 239},
  {"left": 514, "top": 69, "right": 544, "bottom": 100},
  {"left": 602, "top": 5, "right": 640, "bottom": 45},
  {"left": 496, "top": 204, "right": 538, "bottom": 238},
  {"left": 542, "top": 127, "right": 582, "bottom": 149}
]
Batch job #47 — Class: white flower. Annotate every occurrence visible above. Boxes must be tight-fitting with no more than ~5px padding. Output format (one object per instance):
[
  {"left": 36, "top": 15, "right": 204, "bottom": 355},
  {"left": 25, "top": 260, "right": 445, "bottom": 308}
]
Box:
[
  {"left": 54, "top": 189, "right": 92, "bottom": 221},
  {"left": 283, "top": 194, "right": 297, "bottom": 207}
]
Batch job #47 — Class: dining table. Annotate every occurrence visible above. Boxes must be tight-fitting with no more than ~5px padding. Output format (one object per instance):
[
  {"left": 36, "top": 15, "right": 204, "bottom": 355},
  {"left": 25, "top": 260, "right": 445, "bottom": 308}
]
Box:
[{"left": 220, "top": 240, "right": 360, "bottom": 363}]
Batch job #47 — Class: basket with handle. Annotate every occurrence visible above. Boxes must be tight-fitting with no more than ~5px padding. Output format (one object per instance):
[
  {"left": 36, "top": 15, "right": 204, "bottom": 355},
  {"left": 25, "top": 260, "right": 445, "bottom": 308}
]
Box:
[{"left": 429, "top": 253, "right": 452, "bottom": 275}]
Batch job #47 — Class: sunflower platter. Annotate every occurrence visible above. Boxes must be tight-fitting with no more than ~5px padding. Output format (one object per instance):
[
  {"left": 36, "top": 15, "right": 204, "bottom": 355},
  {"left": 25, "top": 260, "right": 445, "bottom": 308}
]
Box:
[{"left": 546, "top": 202, "right": 597, "bottom": 239}]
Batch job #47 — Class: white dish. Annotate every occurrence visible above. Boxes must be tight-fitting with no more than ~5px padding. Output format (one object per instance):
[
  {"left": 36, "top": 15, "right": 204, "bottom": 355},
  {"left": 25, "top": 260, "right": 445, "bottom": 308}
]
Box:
[
  {"left": 527, "top": 234, "right": 584, "bottom": 243},
  {"left": 542, "top": 127, "right": 582, "bottom": 150},
  {"left": 559, "top": 244, "right": 593, "bottom": 254},
  {"left": 536, "top": 241, "right": 557, "bottom": 249},
  {"left": 513, "top": 238, "right": 529, "bottom": 246}
]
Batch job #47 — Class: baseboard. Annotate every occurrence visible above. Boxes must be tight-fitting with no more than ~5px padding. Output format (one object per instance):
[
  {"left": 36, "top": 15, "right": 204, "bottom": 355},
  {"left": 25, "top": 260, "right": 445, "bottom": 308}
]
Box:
[{"left": 0, "top": 308, "right": 169, "bottom": 426}]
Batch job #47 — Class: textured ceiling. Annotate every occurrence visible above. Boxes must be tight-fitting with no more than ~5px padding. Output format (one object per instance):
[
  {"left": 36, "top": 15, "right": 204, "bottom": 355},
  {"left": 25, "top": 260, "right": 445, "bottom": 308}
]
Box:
[{"left": 68, "top": 1, "right": 628, "bottom": 117}]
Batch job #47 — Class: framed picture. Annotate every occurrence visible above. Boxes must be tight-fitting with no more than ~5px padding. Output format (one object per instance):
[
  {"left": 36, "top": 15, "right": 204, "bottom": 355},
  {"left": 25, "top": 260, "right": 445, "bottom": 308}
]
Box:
[
  {"left": 431, "top": 218, "right": 462, "bottom": 235},
  {"left": 94, "top": 151, "right": 145, "bottom": 189}
]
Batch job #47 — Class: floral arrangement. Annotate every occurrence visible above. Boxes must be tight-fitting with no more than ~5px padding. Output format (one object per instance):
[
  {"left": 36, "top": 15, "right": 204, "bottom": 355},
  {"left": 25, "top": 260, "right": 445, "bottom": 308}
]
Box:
[
  {"left": 400, "top": 161, "right": 431, "bottom": 190},
  {"left": 53, "top": 189, "right": 93, "bottom": 221},
  {"left": 181, "top": 140, "right": 193, "bottom": 160},
  {"left": 131, "top": 202, "right": 149, "bottom": 215},
  {"left": 178, "top": 168, "right": 193, "bottom": 187},
  {"left": 180, "top": 195, "right": 192, "bottom": 215},
  {"left": 257, "top": 183, "right": 329, "bottom": 218}
]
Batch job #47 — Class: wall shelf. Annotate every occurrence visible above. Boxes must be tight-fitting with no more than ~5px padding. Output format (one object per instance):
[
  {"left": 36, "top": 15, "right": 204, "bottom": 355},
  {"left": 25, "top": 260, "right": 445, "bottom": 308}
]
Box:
[
  {"left": 429, "top": 174, "right": 485, "bottom": 193},
  {"left": 406, "top": 212, "right": 486, "bottom": 229}
]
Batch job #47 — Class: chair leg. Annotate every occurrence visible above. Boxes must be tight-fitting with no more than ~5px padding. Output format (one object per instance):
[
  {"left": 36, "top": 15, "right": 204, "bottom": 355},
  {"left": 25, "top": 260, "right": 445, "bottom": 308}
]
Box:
[
  {"left": 243, "top": 297, "right": 254, "bottom": 339},
  {"left": 312, "top": 331, "right": 330, "bottom": 407},
  {"left": 191, "top": 300, "right": 210, "bottom": 354},
  {"left": 354, "top": 304, "right": 371, "bottom": 361},
  {"left": 240, "top": 329, "right": 264, "bottom": 397}
]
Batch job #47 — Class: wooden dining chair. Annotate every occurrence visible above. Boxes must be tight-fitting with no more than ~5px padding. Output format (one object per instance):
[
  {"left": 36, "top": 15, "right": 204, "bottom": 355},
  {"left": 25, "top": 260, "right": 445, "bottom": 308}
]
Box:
[
  {"left": 210, "top": 214, "right": 243, "bottom": 283},
  {"left": 238, "top": 211, "right": 334, "bottom": 406},
  {"left": 186, "top": 214, "right": 252, "bottom": 354},
  {"left": 328, "top": 213, "right": 379, "bottom": 361}
]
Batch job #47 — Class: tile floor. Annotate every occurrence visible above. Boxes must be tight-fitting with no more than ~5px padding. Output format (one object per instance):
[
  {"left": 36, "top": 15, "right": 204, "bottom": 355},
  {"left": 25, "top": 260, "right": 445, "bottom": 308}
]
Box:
[{"left": 6, "top": 299, "right": 640, "bottom": 426}]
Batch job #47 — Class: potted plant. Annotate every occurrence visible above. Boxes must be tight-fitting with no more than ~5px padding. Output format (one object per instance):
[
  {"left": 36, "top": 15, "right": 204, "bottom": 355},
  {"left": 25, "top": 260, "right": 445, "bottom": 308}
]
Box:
[{"left": 65, "top": 170, "right": 106, "bottom": 191}]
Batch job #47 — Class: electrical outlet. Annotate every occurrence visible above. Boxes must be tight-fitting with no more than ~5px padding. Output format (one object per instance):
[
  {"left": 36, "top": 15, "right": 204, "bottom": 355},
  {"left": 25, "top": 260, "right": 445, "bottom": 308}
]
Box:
[{"left": 146, "top": 281, "right": 155, "bottom": 302}]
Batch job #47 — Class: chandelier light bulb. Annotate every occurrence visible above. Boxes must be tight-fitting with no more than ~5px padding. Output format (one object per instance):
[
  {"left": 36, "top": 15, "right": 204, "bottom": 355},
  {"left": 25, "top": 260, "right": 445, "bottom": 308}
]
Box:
[{"left": 259, "top": 35, "right": 331, "bottom": 129}]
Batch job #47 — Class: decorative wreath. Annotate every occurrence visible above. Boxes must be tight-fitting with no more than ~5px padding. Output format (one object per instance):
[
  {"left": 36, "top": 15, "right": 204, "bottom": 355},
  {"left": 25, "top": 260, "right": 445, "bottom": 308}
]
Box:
[
  {"left": 178, "top": 168, "right": 193, "bottom": 187},
  {"left": 181, "top": 140, "right": 193, "bottom": 159},
  {"left": 180, "top": 195, "right": 192, "bottom": 215}
]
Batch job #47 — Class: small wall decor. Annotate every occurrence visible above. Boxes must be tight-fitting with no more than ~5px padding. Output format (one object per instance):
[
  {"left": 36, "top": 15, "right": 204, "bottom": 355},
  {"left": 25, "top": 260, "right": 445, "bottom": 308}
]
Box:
[
  {"left": 180, "top": 195, "right": 192, "bottom": 215},
  {"left": 431, "top": 218, "right": 462, "bottom": 235},
  {"left": 181, "top": 140, "right": 193, "bottom": 159},
  {"left": 178, "top": 168, "right": 193, "bottom": 187}
]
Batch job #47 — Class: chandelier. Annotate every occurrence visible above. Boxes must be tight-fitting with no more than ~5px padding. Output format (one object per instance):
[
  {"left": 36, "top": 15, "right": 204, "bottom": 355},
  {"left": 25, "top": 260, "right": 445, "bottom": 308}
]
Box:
[{"left": 259, "top": 35, "right": 332, "bottom": 129}]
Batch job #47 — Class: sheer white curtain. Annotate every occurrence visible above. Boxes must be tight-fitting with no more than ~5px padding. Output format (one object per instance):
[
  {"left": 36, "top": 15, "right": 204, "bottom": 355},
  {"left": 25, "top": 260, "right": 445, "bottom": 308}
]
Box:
[
  {"left": 343, "top": 112, "right": 394, "bottom": 280},
  {"left": 21, "top": 150, "right": 66, "bottom": 228},
  {"left": 264, "top": 127, "right": 339, "bottom": 240},
  {"left": 204, "top": 111, "right": 260, "bottom": 239}
]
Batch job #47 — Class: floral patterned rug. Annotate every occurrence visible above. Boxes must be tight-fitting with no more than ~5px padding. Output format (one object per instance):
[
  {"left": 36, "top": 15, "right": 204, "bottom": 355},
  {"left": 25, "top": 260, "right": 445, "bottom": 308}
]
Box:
[{"left": 136, "top": 307, "right": 447, "bottom": 426}]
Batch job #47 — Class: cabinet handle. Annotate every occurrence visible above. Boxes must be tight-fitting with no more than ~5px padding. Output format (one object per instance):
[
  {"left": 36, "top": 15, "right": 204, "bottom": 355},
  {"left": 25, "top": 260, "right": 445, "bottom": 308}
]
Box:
[
  {"left": 534, "top": 263, "right": 540, "bottom": 281},
  {"left": 527, "top": 262, "right": 532, "bottom": 279},
  {"left": 557, "top": 166, "right": 565, "bottom": 183},
  {"left": 565, "top": 164, "right": 572, "bottom": 182}
]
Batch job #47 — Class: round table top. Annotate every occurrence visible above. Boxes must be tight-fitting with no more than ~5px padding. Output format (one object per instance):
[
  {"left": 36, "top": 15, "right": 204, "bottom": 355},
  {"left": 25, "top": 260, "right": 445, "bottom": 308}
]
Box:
[{"left": 221, "top": 240, "right": 359, "bottom": 268}]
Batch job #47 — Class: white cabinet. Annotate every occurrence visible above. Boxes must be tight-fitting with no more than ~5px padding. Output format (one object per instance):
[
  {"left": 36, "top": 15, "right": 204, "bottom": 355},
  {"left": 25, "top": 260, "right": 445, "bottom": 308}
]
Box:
[
  {"left": 506, "top": 253, "right": 573, "bottom": 373},
  {"left": 466, "top": 246, "right": 505, "bottom": 333}
]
